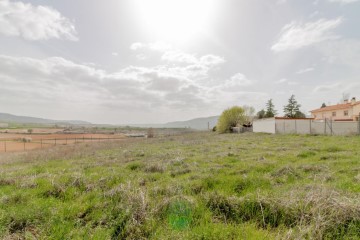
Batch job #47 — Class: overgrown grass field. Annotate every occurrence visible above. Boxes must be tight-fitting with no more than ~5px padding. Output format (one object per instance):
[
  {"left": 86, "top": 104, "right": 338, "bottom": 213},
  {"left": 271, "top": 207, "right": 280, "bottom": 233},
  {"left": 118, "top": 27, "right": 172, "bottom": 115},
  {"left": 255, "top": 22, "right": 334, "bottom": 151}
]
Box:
[{"left": 0, "top": 132, "right": 359, "bottom": 239}]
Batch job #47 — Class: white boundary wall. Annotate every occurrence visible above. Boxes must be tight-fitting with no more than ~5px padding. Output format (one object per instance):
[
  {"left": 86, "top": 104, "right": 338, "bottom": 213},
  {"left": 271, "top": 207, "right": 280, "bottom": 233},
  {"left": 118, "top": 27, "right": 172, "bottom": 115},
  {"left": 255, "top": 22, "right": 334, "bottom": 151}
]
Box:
[
  {"left": 253, "top": 118, "right": 276, "bottom": 134},
  {"left": 254, "top": 118, "right": 359, "bottom": 135}
]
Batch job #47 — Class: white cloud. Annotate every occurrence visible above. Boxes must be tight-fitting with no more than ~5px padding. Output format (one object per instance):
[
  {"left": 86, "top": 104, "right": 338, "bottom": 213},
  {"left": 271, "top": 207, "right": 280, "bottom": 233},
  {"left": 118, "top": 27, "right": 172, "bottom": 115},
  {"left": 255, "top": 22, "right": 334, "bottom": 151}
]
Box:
[
  {"left": 0, "top": 55, "right": 224, "bottom": 113},
  {"left": 275, "top": 78, "right": 288, "bottom": 84},
  {"left": 296, "top": 67, "right": 315, "bottom": 74},
  {"left": 161, "top": 50, "right": 198, "bottom": 64},
  {"left": 309, "top": 11, "right": 320, "bottom": 18},
  {"left": 275, "top": 78, "right": 299, "bottom": 85},
  {"left": 0, "top": 0, "right": 77, "bottom": 41},
  {"left": 229, "top": 73, "right": 253, "bottom": 86},
  {"left": 199, "top": 55, "right": 225, "bottom": 67},
  {"left": 130, "top": 42, "right": 172, "bottom": 52},
  {"left": 129, "top": 42, "right": 226, "bottom": 88},
  {"left": 277, "top": 0, "right": 287, "bottom": 4},
  {"left": 131, "top": 42, "right": 225, "bottom": 69},
  {"left": 0, "top": 53, "right": 258, "bottom": 121},
  {"left": 288, "top": 81, "right": 299, "bottom": 85},
  {"left": 271, "top": 17, "right": 343, "bottom": 52},
  {"left": 220, "top": 73, "right": 253, "bottom": 92},
  {"left": 328, "top": 0, "right": 359, "bottom": 4},
  {"left": 130, "top": 42, "right": 144, "bottom": 50},
  {"left": 313, "top": 82, "right": 341, "bottom": 92},
  {"left": 318, "top": 39, "right": 360, "bottom": 67},
  {"left": 136, "top": 54, "right": 147, "bottom": 60},
  {"left": 162, "top": 52, "right": 224, "bottom": 66}
]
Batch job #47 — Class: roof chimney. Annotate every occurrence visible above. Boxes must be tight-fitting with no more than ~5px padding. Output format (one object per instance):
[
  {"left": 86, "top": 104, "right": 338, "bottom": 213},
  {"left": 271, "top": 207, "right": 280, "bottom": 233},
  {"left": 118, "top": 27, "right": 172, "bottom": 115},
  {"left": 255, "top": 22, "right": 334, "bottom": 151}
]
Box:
[
  {"left": 344, "top": 99, "right": 349, "bottom": 104},
  {"left": 351, "top": 97, "right": 356, "bottom": 105}
]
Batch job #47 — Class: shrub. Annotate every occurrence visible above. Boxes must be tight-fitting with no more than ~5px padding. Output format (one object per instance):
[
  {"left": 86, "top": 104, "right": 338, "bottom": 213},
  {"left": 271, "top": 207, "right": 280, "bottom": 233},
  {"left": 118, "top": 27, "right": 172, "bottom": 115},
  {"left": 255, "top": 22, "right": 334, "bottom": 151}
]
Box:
[
  {"left": 217, "top": 106, "right": 246, "bottom": 133},
  {"left": 21, "top": 137, "right": 32, "bottom": 143},
  {"left": 145, "top": 164, "right": 165, "bottom": 173},
  {"left": 159, "top": 198, "right": 194, "bottom": 230},
  {"left": 127, "top": 162, "right": 143, "bottom": 171},
  {"left": 147, "top": 128, "right": 155, "bottom": 138}
]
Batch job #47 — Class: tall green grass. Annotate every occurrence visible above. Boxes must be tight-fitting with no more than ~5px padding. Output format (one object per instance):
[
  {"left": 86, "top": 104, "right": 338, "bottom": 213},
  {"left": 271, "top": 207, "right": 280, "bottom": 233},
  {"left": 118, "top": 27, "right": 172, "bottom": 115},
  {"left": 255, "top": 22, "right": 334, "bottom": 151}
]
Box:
[{"left": 0, "top": 132, "right": 359, "bottom": 239}]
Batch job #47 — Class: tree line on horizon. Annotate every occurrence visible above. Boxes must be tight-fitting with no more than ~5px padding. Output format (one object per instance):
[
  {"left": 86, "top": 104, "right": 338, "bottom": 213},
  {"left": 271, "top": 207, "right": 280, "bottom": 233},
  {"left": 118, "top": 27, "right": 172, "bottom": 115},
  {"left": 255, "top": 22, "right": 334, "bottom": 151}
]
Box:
[{"left": 257, "top": 94, "right": 306, "bottom": 119}]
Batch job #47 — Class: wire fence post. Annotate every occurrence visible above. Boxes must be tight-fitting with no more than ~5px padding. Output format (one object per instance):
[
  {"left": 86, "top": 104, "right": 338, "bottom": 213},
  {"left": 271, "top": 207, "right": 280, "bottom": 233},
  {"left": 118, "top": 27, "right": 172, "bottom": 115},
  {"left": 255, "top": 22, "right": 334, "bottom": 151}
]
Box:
[
  {"left": 4, "top": 141, "right": 6, "bottom": 153},
  {"left": 358, "top": 113, "right": 360, "bottom": 135},
  {"left": 41, "top": 139, "right": 43, "bottom": 149},
  {"left": 324, "top": 119, "right": 327, "bottom": 135},
  {"left": 66, "top": 138, "right": 67, "bottom": 145},
  {"left": 24, "top": 141, "right": 25, "bottom": 151},
  {"left": 55, "top": 139, "right": 57, "bottom": 146},
  {"left": 330, "top": 119, "right": 333, "bottom": 136}
]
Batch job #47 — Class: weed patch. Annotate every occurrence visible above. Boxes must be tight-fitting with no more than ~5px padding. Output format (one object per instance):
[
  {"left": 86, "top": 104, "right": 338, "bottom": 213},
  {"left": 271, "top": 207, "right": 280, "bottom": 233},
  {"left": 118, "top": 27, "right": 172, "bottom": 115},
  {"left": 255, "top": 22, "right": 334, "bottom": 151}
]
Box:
[
  {"left": 297, "top": 151, "right": 316, "bottom": 158},
  {"left": 1, "top": 132, "right": 360, "bottom": 239}
]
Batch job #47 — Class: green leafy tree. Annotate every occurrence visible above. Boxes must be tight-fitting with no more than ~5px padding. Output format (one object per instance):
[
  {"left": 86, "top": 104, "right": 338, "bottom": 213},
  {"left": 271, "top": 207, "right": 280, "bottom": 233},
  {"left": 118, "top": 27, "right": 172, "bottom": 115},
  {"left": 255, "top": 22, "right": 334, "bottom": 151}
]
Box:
[
  {"left": 217, "top": 106, "right": 246, "bottom": 133},
  {"left": 294, "top": 111, "right": 306, "bottom": 118},
  {"left": 284, "top": 95, "right": 303, "bottom": 118},
  {"left": 265, "top": 99, "right": 277, "bottom": 118},
  {"left": 257, "top": 109, "right": 265, "bottom": 119},
  {"left": 321, "top": 103, "right": 326, "bottom": 108}
]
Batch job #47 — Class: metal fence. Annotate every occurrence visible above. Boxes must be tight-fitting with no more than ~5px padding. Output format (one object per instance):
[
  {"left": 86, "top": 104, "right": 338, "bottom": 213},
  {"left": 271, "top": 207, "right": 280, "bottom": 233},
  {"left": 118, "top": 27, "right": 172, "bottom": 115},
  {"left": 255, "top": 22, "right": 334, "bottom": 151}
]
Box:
[{"left": 0, "top": 136, "right": 126, "bottom": 153}]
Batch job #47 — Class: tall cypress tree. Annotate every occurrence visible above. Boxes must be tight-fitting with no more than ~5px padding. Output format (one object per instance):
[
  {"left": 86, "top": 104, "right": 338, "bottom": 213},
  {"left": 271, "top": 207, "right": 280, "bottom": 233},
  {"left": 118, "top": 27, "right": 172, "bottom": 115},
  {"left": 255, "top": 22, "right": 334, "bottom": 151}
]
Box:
[
  {"left": 265, "top": 99, "right": 277, "bottom": 118},
  {"left": 284, "top": 95, "right": 301, "bottom": 118}
]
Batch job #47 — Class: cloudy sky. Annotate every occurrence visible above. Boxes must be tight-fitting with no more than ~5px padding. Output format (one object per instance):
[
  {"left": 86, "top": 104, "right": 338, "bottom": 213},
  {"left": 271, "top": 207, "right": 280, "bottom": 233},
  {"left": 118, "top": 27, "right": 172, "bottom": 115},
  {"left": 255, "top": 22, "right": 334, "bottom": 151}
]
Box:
[{"left": 0, "top": 0, "right": 359, "bottom": 124}]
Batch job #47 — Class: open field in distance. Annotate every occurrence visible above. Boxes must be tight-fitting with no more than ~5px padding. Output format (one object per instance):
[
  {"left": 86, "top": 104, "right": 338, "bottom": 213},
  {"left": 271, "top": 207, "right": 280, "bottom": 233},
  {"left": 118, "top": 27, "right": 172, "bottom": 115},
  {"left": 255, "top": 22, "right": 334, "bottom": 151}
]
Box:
[
  {"left": 0, "top": 133, "right": 126, "bottom": 153},
  {"left": 0, "top": 132, "right": 359, "bottom": 239},
  {"left": 0, "top": 127, "right": 194, "bottom": 153}
]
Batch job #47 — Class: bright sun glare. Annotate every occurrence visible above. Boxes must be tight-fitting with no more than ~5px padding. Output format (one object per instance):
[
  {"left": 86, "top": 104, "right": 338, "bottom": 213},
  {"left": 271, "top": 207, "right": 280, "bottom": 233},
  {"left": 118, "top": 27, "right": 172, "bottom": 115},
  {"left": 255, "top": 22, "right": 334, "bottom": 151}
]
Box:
[{"left": 132, "top": 0, "right": 218, "bottom": 43}]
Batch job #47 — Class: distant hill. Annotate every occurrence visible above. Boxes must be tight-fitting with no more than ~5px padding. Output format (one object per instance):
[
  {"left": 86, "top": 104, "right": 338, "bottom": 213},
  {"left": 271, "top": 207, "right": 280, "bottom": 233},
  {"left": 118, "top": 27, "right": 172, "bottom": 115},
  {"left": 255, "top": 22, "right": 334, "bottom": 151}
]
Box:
[
  {"left": 0, "top": 112, "right": 219, "bottom": 130},
  {"left": 0, "top": 113, "right": 91, "bottom": 125},
  {"left": 128, "top": 116, "right": 219, "bottom": 130},
  {"left": 163, "top": 116, "right": 219, "bottom": 130}
]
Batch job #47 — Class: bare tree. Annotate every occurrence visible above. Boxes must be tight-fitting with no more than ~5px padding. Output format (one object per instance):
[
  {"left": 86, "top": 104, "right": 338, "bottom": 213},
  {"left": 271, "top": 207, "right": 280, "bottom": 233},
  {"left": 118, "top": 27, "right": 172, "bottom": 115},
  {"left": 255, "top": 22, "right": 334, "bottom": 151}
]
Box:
[{"left": 243, "top": 105, "right": 255, "bottom": 123}]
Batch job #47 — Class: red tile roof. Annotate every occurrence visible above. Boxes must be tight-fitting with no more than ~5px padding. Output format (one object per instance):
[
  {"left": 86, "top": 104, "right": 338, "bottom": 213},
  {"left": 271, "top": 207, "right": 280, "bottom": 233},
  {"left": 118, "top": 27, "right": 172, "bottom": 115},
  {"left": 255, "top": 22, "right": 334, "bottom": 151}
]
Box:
[
  {"left": 275, "top": 117, "right": 314, "bottom": 120},
  {"left": 311, "top": 101, "right": 360, "bottom": 113},
  {"left": 334, "top": 119, "right": 354, "bottom": 121}
]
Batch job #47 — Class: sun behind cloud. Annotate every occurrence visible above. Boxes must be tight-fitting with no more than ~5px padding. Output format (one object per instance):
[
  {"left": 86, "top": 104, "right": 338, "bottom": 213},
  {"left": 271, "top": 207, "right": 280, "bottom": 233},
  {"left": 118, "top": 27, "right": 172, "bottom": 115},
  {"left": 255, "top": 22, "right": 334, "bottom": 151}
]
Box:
[{"left": 130, "top": 0, "right": 219, "bottom": 44}]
